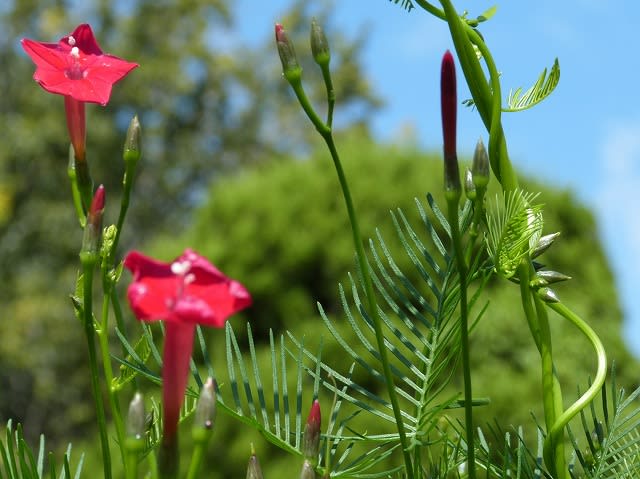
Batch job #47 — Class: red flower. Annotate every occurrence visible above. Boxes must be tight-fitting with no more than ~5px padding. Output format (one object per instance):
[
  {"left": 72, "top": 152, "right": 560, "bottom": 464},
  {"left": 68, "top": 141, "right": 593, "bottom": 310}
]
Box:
[
  {"left": 124, "top": 249, "right": 251, "bottom": 450},
  {"left": 21, "top": 24, "right": 138, "bottom": 105}
]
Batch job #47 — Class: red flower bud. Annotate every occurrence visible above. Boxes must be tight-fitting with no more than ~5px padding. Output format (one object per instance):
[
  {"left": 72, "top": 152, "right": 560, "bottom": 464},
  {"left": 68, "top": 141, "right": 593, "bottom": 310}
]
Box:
[
  {"left": 303, "top": 399, "right": 321, "bottom": 464},
  {"left": 81, "top": 184, "right": 105, "bottom": 255},
  {"left": 275, "top": 23, "right": 302, "bottom": 84},
  {"left": 440, "top": 50, "right": 461, "bottom": 196}
]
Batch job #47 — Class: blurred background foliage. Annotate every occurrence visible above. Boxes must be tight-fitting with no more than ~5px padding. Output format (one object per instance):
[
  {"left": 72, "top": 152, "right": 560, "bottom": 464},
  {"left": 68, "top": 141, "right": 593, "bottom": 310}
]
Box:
[{"left": 0, "top": 0, "right": 637, "bottom": 475}]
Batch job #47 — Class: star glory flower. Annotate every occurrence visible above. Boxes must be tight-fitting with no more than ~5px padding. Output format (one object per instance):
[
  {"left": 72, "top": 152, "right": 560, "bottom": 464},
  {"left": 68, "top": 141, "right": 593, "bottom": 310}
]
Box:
[
  {"left": 124, "top": 249, "right": 251, "bottom": 463},
  {"left": 21, "top": 23, "right": 138, "bottom": 106}
]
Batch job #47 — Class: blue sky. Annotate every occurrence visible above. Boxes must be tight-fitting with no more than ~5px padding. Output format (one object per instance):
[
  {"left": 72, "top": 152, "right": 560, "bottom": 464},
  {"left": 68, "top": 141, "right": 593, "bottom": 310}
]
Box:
[{"left": 232, "top": 1, "right": 640, "bottom": 354}]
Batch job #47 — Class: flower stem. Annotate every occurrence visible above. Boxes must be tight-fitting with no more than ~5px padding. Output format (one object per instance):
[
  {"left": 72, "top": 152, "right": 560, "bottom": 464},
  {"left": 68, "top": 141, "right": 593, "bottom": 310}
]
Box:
[
  {"left": 516, "top": 262, "right": 565, "bottom": 477},
  {"left": 98, "top": 291, "right": 126, "bottom": 467},
  {"left": 79, "top": 254, "right": 112, "bottom": 479},
  {"left": 287, "top": 78, "right": 414, "bottom": 478},
  {"left": 185, "top": 442, "right": 206, "bottom": 479},
  {"left": 446, "top": 196, "right": 476, "bottom": 479},
  {"left": 543, "top": 300, "right": 607, "bottom": 475}
]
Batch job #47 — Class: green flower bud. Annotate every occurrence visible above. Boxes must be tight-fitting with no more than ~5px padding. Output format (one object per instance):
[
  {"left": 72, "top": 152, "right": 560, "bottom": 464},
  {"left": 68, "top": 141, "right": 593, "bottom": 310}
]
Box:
[
  {"left": 275, "top": 23, "right": 302, "bottom": 84},
  {"left": 127, "top": 392, "right": 146, "bottom": 439},
  {"left": 123, "top": 114, "right": 141, "bottom": 166},
  {"left": 472, "top": 138, "right": 490, "bottom": 188},
  {"left": 464, "top": 168, "right": 476, "bottom": 201},
  {"left": 530, "top": 270, "right": 572, "bottom": 288},
  {"left": 124, "top": 392, "right": 146, "bottom": 454},
  {"left": 537, "top": 287, "right": 559, "bottom": 303},
  {"left": 246, "top": 446, "right": 264, "bottom": 479},
  {"left": 310, "top": 18, "right": 330, "bottom": 67},
  {"left": 531, "top": 232, "right": 560, "bottom": 259},
  {"left": 299, "top": 459, "right": 316, "bottom": 479},
  {"left": 193, "top": 377, "right": 216, "bottom": 442}
]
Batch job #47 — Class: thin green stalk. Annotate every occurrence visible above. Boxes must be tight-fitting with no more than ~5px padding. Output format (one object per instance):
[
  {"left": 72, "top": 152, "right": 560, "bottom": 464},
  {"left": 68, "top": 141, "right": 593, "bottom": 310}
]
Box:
[
  {"left": 97, "top": 291, "right": 126, "bottom": 467},
  {"left": 446, "top": 196, "right": 476, "bottom": 479},
  {"left": 185, "top": 443, "right": 206, "bottom": 479},
  {"left": 533, "top": 292, "right": 566, "bottom": 478},
  {"left": 543, "top": 300, "right": 607, "bottom": 472},
  {"left": 67, "top": 149, "right": 86, "bottom": 228},
  {"left": 319, "top": 64, "right": 335, "bottom": 128},
  {"left": 323, "top": 132, "right": 415, "bottom": 479},
  {"left": 79, "top": 256, "right": 112, "bottom": 479},
  {"left": 286, "top": 79, "right": 414, "bottom": 478},
  {"left": 516, "top": 262, "right": 565, "bottom": 477}
]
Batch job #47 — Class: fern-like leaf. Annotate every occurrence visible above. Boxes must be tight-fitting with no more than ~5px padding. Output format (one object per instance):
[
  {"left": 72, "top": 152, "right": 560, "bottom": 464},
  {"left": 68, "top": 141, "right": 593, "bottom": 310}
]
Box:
[
  {"left": 486, "top": 190, "right": 544, "bottom": 279},
  {"left": 568, "top": 373, "right": 640, "bottom": 478},
  {"left": 387, "top": 0, "right": 415, "bottom": 12},
  {"left": 285, "top": 194, "right": 490, "bottom": 476},
  {"left": 464, "top": 58, "right": 560, "bottom": 112},
  {"left": 0, "top": 421, "right": 84, "bottom": 479},
  {"left": 505, "top": 58, "right": 560, "bottom": 112}
]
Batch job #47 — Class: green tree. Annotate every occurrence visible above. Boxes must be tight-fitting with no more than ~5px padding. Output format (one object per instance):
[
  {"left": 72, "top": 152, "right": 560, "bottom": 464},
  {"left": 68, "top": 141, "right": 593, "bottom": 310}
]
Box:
[
  {"left": 146, "top": 130, "right": 637, "bottom": 476},
  {"left": 0, "top": 0, "right": 378, "bottom": 442}
]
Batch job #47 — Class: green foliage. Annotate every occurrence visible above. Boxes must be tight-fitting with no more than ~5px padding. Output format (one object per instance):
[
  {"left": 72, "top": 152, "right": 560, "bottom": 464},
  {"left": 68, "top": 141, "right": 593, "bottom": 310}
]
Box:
[
  {"left": 463, "top": 58, "right": 561, "bottom": 112},
  {"left": 0, "top": 0, "right": 378, "bottom": 444},
  {"left": 144, "top": 131, "right": 637, "bottom": 475},
  {"left": 568, "top": 372, "right": 640, "bottom": 478},
  {"left": 504, "top": 58, "right": 561, "bottom": 112},
  {"left": 0, "top": 420, "right": 84, "bottom": 479}
]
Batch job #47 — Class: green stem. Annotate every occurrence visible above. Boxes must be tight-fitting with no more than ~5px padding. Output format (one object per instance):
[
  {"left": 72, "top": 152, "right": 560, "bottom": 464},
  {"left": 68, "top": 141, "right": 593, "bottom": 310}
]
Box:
[
  {"left": 287, "top": 78, "right": 414, "bottom": 478},
  {"left": 79, "top": 255, "right": 112, "bottom": 479},
  {"left": 97, "top": 291, "right": 126, "bottom": 468},
  {"left": 516, "top": 262, "right": 565, "bottom": 477},
  {"left": 323, "top": 132, "right": 415, "bottom": 479},
  {"left": 543, "top": 300, "right": 607, "bottom": 473},
  {"left": 446, "top": 195, "right": 476, "bottom": 479},
  {"left": 67, "top": 148, "right": 86, "bottom": 228},
  {"left": 533, "top": 292, "right": 566, "bottom": 477},
  {"left": 319, "top": 64, "right": 335, "bottom": 128},
  {"left": 185, "top": 442, "right": 206, "bottom": 479}
]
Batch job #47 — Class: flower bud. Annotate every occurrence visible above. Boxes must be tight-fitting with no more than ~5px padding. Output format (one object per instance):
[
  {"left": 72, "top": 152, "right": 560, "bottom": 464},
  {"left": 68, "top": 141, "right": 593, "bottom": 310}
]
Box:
[
  {"left": 127, "top": 392, "right": 146, "bottom": 439},
  {"left": 124, "top": 392, "right": 146, "bottom": 455},
  {"left": 275, "top": 23, "right": 302, "bottom": 84},
  {"left": 310, "top": 18, "right": 330, "bottom": 67},
  {"left": 299, "top": 459, "right": 316, "bottom": 479},
  {"left": 303, "top": 399, "right": 321, "bottom": 464},
  {"left": 531, "top": 270, "right": 572, "bottom": 287},
  {"left": 81, "top": 185, "right": 105, "bottom": 256},
  {"left": 123, "top": 114, "right": 141, "bottom": 166},
  {"left": 193, "top": 378, "right": 216, "bottom": 441},
  {"left": 537, "top": 287, "right": 559, "bottom": 303},
  {"left": 246, "top": 446, "right": 264, "bottom": 479},
  {"left": 531, "top": 232, "right": 560, "bottom": 259},
  {"left": 464, "top": 168, "right": 476, "bottom": 201},
  {"left": 440, "top": 50, "right": 460, "bottom": 197},
  {"left": 472, "top": 138, "right": 490, "bottom": 189}
]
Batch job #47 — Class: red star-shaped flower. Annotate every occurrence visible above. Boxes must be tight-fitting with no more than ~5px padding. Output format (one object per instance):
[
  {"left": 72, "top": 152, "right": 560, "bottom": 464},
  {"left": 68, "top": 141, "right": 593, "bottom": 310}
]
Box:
[
  {"left": 124, "top": 249, "right": 251, "bottom": 327},
  {"left": 21, "top": 24, "right": 138, "bottom": 106},
  {"left": 124, "top": 249, "right": 251, "bottom": 459}
]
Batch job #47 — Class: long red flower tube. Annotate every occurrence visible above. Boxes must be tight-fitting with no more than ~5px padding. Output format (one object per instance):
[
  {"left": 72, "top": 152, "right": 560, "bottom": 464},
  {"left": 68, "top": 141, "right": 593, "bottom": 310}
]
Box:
[{"left": 124, "top": 249, "right": 251, "bottom": 462}]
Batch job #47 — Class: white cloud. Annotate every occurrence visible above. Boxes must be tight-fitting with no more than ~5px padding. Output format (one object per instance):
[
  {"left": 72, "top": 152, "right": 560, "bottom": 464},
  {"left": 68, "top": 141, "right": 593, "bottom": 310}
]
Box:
[{"left": 597, "top": 120, "right": 640, "bottom": 355}]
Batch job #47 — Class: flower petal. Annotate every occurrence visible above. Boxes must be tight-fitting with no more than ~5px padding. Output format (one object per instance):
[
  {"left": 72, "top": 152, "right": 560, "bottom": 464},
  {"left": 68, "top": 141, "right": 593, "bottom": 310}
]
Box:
[{"left": 64, "top": 24, "right": 103, "bottom": 55}]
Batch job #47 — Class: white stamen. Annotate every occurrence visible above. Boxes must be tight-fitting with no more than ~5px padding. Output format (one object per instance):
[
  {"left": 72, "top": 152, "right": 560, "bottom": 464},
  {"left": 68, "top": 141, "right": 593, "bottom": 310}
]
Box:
[
  {"left": 70, "top": 46, "right": 80, "bottom": 59},
  {"left": 68, "top": 35, "right": 76, "bottom": 46},
  {"left": 171, "top": 260, "right": 192, "bottom": 276},
  {"left": 184, "top": 273, "right": 196, "bottom": 285}
]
